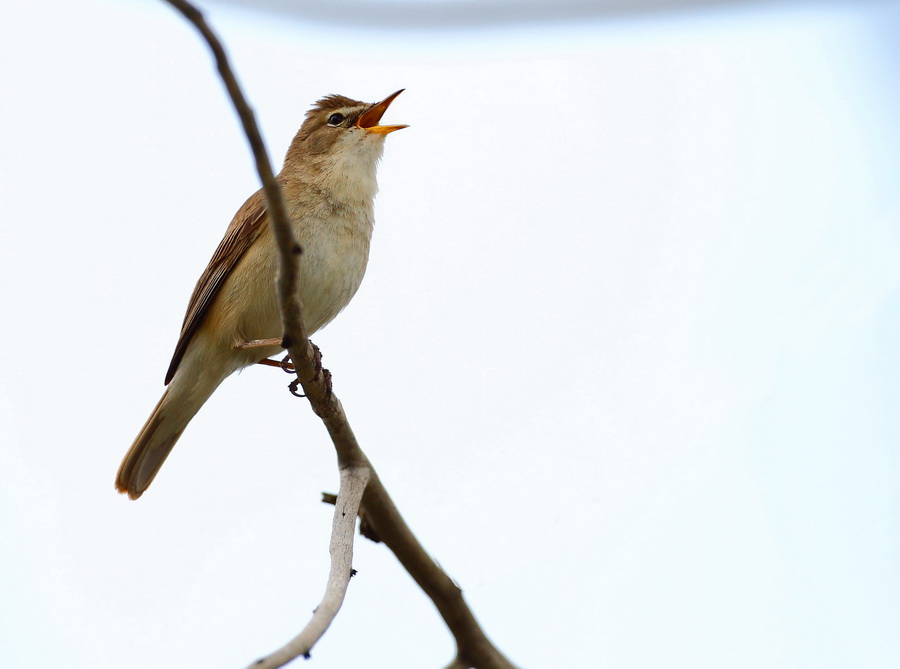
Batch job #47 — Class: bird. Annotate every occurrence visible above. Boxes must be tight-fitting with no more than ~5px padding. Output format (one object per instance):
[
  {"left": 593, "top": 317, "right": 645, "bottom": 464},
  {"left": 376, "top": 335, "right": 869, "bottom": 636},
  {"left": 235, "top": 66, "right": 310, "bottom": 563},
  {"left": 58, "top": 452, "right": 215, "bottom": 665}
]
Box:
[{"left": 115, "top": 90, "right": 407, "bottom": 500}]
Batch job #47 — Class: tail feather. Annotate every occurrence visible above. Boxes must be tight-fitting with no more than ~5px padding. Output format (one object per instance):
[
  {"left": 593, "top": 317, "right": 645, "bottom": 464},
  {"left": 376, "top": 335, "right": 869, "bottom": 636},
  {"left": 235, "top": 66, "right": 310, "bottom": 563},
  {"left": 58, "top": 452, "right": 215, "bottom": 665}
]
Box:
[
  {"left": 118, "top": 337, "right": 243, "bottom": 499},
  {"left": 116, "top": 388, "right": 190, "bottom": 499},
  {"left": 117, "top": 365, "right": 223, "bottom": 499}
]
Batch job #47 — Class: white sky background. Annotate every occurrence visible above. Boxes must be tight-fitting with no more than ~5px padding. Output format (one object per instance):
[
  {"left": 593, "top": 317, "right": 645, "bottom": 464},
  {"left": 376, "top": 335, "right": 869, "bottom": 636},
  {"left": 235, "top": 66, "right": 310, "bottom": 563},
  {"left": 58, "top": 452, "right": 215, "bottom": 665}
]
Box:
[{"left": 1, "top": 0, "right": 899, "bottom": 667}]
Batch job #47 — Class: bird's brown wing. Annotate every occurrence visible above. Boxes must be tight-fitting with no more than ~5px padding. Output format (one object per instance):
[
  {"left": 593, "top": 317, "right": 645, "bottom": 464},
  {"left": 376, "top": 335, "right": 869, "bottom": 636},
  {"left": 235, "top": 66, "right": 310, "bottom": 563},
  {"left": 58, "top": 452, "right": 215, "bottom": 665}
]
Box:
[{"left": 164, "top": 189, "right": 269, "bottom": 385}]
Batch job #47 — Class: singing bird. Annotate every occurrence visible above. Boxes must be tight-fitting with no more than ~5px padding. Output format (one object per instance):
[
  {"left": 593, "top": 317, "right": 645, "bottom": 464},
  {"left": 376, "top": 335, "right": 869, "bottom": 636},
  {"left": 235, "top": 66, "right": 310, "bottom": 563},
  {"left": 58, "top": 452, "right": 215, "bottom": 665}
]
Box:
[{"left": 116, "top": 90, "right": 407, "bottom": 499}]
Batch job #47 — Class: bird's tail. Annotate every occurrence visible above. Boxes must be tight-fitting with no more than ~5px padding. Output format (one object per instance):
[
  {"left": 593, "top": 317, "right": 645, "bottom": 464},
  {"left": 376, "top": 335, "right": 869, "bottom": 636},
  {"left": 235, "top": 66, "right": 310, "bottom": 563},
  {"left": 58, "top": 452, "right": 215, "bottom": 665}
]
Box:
[{"left": 115, "top": 373, "right": 216, "bottom": 500}]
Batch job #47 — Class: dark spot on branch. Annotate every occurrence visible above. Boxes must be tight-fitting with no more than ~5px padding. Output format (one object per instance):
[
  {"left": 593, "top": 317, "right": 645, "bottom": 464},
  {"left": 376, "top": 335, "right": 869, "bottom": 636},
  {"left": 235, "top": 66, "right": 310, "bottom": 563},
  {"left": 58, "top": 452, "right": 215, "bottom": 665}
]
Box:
[
  {"left": 350, "top": 569, "right": 358, "bottom": 578},
  {"left": 281, "top": 335, "right": 292, "bottom": 349},
  {"left": 292, "top": 243, "right": 303, "bottom": 255}
]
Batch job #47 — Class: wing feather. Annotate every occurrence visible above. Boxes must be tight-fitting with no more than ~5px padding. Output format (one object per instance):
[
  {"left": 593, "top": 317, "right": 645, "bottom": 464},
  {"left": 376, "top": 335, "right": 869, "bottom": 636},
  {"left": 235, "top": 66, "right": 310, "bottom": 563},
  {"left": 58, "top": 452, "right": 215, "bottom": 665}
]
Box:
[{"left": 164, "top": 190, "right": 269, "bottom": 384}]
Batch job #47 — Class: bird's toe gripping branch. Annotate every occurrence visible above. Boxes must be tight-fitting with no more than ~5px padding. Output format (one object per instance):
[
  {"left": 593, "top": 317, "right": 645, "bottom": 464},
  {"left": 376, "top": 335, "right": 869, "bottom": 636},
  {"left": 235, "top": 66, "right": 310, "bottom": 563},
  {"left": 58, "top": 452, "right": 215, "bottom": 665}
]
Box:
[{"left": 286, "top": 342, "right": 332, "bottom": 399}]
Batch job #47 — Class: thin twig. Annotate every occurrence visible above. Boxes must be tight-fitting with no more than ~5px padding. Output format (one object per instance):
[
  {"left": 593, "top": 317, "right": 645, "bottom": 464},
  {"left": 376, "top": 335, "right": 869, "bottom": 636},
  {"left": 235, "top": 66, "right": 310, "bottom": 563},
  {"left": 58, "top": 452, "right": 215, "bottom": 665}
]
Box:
[
  {"left": 159, "top": 2, "right": 517, "bottom": 667},
  {"left": 250, "top": 465, "right": 370, "bottom": 668}
]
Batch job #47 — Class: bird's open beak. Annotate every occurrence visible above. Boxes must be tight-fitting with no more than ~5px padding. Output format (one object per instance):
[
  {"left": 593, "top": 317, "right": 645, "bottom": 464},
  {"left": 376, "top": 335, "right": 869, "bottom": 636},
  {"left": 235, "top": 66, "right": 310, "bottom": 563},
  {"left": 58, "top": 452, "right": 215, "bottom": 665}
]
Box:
[{"left": 356, "top": 89, "right": 408, "bottom": 135}]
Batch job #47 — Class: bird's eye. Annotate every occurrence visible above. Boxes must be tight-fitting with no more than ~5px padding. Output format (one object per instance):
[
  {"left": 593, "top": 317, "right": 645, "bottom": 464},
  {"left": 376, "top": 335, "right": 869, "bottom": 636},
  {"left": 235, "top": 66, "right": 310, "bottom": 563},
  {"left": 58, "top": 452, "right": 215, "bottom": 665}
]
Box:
[{"left": 327, "top": 113, "right": 345, "bottom": 126}]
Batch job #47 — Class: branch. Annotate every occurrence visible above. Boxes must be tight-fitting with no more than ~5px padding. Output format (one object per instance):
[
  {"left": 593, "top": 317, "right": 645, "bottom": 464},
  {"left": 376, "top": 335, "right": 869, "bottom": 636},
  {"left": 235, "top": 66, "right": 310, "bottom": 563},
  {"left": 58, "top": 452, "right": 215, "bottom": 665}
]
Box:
[
  {"left": 250, "top": 465, "right": 370, "bottom": 668},
  {"left": 159, "top": 2, "right": 517, "bottom": 667},
  {"left": 161, "top": 3, "right": 361, "bottom": 664},
  {"left": 161, "top": 0, "right": 293, "bottom": 265}
]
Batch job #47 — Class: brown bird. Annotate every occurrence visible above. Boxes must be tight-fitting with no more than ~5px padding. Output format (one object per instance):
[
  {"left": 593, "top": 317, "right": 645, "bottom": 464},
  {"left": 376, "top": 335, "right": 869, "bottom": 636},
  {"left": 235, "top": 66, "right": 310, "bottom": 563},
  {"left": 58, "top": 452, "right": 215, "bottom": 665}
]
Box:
[{"left": 116, "top": 90, "right": 406, "bottom": 499}]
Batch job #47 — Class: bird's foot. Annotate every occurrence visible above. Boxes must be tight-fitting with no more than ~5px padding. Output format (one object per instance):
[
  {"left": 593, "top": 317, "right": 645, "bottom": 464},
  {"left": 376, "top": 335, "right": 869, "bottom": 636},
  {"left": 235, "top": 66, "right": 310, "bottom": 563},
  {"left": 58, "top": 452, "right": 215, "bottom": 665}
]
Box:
[
  {"left": 285, "top": 341, "right": 332, "bottom": 398},
  {"left": 288, "top": 377, "right": 305, "bottom": 398},
  {"left": 240, "top": 338, "right": 294, "bottom": 373}
]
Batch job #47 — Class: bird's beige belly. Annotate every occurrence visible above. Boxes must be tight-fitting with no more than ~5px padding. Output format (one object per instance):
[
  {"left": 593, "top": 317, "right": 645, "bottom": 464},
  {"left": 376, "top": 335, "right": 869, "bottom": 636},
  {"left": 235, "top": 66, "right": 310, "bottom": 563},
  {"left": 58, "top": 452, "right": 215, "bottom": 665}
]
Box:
[{"left": 211, "top": 218, "right": 370, "bottom": 367}]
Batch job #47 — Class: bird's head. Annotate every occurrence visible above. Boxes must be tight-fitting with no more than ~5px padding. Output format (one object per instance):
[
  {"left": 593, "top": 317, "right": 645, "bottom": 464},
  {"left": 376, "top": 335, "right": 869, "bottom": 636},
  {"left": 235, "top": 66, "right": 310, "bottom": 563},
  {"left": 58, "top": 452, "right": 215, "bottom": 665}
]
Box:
[{"left": 285, "top": 89, "right": 407, "bottom": 169}]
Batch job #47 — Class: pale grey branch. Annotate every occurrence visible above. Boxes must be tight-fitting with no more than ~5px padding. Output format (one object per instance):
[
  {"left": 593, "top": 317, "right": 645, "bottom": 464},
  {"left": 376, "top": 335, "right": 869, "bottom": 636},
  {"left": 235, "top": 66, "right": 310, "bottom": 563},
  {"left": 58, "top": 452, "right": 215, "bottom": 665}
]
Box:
[{"left": 249, "top": 465, "right": 370, "bottom": 668}]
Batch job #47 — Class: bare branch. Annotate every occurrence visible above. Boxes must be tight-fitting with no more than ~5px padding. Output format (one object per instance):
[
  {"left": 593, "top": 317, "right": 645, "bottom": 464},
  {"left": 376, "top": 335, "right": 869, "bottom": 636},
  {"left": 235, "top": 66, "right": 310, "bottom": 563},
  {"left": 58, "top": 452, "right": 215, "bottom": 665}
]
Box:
[
  {"left": 159, "top": 2, "right": 517, "bottom": 667},
  {"left": 249, "top": 465, "right": 370, "bottom": 668},
  {"left": 161, "top": 0, "right": 293, "bottom": 263}
]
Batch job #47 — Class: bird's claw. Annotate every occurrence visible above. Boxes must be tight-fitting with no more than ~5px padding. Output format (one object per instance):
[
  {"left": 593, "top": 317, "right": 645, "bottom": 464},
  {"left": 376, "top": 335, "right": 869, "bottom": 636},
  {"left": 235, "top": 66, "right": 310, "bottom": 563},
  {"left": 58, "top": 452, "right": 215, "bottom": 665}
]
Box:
[
  {"left": 279, "top": 354, "right": 295, "bottom": 374},
  {"left": 288, "top": 378, "right": 305, "bottom": 397}
]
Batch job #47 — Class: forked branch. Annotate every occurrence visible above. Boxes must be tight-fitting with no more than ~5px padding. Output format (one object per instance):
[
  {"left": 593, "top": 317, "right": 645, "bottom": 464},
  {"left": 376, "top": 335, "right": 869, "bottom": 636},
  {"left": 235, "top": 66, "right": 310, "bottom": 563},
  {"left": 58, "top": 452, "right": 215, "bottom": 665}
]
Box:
[{"left": 159, "top": 2, "right": 516, "bottom": 667}]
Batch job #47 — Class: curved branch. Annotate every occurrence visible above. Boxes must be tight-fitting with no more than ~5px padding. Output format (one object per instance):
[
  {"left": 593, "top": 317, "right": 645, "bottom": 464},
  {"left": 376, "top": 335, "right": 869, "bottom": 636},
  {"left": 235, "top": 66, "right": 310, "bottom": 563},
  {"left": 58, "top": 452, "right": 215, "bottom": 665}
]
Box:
[
  {"left": 159, "top": 2, "right": 517, "bottom": 667},
  {"left": 249, "top": 465, "right": 370, "bottom": 668},
  {"left": 161, "top": 0, "right": 293, "bottom": 263}
]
